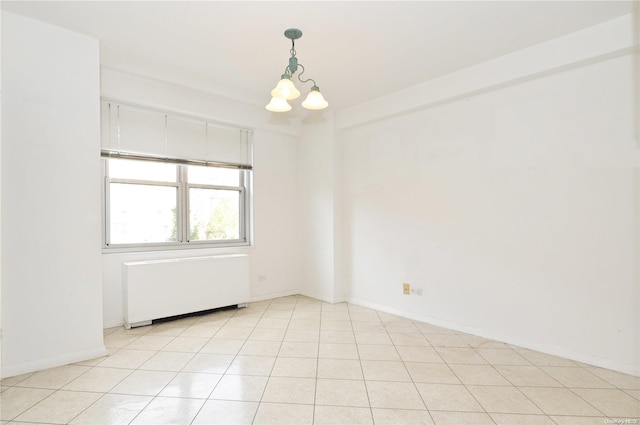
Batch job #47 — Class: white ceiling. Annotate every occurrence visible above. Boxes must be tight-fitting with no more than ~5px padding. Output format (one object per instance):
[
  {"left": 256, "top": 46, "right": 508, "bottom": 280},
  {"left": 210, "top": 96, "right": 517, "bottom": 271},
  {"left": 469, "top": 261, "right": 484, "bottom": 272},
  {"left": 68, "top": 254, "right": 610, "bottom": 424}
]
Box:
[{"left": 2, "top": 1, "right": 634, "bottom": 111}]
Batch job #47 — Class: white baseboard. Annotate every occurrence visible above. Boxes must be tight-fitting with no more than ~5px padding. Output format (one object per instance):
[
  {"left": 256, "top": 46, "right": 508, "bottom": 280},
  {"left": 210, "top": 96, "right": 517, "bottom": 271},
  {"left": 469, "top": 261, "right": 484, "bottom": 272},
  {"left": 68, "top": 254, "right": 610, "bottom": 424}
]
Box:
[
  {"left": 299, "top": 289, "right": 345, "bottom": 304},
  {"left": 347, "top": 297, "right": 640, "bottom": 377},
  {"left": 250, "top": 289, "right": 300, "bottom": 303},
  {"left": 103, "top": 319, "right": 124, "bottom": 329},
  {"left": 1, "top": 345, "right": 109, "bottom": 379}
]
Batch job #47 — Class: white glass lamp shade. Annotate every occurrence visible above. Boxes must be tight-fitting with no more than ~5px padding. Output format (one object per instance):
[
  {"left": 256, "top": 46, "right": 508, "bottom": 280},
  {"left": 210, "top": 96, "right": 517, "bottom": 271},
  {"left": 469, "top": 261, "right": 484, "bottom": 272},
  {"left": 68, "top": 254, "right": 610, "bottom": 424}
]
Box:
[
  {"left": 270, "top": 78, "right": 301, "bottom": 100},
  {"left": 265, "top": 96, "right": 292, "bottom": 112},
  {"left": 301, "top": 88, "right": 328, "bottom": 110}
]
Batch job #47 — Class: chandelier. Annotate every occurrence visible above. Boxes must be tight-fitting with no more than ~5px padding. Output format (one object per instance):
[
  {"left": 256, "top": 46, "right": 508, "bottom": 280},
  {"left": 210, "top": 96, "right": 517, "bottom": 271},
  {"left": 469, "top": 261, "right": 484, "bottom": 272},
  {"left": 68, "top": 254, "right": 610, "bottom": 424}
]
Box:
[{"left": 265, "top": 28, "right": 329, "bottom": 112}]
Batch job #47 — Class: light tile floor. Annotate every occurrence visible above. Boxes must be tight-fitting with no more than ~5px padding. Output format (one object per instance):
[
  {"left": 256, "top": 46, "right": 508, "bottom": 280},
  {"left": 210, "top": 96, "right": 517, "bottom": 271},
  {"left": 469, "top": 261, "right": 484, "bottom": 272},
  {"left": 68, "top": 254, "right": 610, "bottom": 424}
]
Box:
[{"left": 1, "top": 295, "right": 639, "bottom": 424}]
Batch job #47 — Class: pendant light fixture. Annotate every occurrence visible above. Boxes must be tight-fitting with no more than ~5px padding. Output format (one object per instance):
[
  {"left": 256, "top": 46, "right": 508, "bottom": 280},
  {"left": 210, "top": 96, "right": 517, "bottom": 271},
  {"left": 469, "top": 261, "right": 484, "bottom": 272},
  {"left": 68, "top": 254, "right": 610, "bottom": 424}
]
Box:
[{"left": 266, "top": 28, "right": 328, "bottom": 112}]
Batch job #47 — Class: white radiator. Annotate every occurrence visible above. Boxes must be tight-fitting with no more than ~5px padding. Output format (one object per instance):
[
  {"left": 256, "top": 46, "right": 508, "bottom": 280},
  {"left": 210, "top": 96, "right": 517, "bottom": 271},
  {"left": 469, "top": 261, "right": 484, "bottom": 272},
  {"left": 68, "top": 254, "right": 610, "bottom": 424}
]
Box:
[{"left": 123, "top": 254, "right": 250, "bottom": 328}]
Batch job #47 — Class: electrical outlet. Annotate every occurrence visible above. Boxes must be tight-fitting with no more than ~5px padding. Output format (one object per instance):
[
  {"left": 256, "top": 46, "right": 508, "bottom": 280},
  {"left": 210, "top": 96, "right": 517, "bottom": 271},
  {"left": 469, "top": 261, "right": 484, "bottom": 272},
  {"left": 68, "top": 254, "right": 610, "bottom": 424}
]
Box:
[
  {"left": 258, "top": 275, "right": 267, "bottom": 281},
  {"left": 403, "top": 283, "right": 410, "bottom": 295},
  {"left": 411, "top": 287, "right": 423, "bottom": 296}
]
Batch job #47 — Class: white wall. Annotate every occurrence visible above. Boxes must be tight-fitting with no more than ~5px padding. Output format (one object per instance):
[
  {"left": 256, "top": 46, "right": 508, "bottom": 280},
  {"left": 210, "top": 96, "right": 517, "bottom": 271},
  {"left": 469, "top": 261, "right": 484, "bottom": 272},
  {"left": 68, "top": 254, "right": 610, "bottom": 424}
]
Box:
[
  {"left": 100, "top": 70, "right": 302, "bottom": 327},
  {"left": 298, "top": 114, "right": 341, "bottom": 302},
  {"left": 1, "top": 13, "right": 106, "bottom": 377},
  {"left": 337, "top": 16, "right": 638, "bottom": 375},
  {"left": 0, "top": 8, "right": 4, "bottom": 373}
]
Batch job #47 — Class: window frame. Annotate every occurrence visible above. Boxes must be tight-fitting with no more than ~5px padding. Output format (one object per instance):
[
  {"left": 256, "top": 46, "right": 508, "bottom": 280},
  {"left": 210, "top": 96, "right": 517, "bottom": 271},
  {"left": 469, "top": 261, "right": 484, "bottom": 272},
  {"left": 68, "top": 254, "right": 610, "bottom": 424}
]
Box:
[{"left": 102, "top": 156, "right": 252, "bottom": 252}]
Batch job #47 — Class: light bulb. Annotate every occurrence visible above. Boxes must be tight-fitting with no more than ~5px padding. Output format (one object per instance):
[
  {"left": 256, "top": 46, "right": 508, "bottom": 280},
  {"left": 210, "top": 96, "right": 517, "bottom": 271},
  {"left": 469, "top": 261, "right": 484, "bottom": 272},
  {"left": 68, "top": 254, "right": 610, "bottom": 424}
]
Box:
[
  {"left": 265, "top": 96, "right": 292, "bottom": 112},
  {"left": 270, "top": 78, "right": 300, "bottom": 100},
  {"left": 301, "top": 87, "right": 328, "bottom": 110}
]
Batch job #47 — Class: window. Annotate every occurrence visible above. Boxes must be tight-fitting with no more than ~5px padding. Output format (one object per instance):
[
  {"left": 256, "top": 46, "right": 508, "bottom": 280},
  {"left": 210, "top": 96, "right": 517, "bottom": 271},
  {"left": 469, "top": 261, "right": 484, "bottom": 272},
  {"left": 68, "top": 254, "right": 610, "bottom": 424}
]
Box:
[
  {"left": 104, "top": 157, "right": 250, "bottom": 249},
  {"left": 100, "top": 100, "right": 253, "bottom": 251}
]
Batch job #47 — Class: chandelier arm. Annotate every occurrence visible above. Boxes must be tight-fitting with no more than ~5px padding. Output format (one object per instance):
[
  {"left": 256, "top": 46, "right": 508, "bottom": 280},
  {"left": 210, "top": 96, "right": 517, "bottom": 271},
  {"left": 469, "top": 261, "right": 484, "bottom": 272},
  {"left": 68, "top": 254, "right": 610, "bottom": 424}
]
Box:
[{"left": 295, "top": 64, "right": 318, "bottom": 88}]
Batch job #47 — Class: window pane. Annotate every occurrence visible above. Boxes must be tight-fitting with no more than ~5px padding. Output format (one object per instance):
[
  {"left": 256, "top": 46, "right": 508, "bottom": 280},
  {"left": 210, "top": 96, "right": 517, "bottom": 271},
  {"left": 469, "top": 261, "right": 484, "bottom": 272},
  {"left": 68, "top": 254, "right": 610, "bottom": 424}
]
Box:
[
  {"left": 188, "top": 165, "right": 239, "bottom": 186},
  {"left": 109, "top": 183, "right": 177, "bottom": 244},
  {"left": 189, "top": 188, "right": 240, "bottom": 241},
  {"left": 109, "top": 158, "right": 177, "bottom": 182}
]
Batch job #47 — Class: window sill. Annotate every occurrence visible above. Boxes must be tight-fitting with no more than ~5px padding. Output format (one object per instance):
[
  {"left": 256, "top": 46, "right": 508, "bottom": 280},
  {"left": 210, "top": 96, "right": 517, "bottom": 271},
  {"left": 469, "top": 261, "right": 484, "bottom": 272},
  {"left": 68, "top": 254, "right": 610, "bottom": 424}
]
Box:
[{"left": 102, "top": 240, "right": 251, "bottom": 254}]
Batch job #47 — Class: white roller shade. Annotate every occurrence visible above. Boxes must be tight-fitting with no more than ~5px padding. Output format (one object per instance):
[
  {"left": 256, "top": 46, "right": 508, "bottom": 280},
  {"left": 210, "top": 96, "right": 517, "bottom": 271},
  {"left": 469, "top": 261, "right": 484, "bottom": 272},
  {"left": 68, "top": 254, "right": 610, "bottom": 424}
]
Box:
[{"left": 101, "top": 101, "right": 252, "bottom": 168}]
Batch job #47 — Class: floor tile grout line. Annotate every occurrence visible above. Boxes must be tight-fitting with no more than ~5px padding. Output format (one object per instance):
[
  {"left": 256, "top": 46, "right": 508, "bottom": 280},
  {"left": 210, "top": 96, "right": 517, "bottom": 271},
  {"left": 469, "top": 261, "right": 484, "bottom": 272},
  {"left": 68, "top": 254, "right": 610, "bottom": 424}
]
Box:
[
  {"left": 582, "top": 365, "right": 632, "bottom": 390},
  {"left": 565, "top": 385, "right": 617, "bottom": 419},
  {"left": 442, "top": 335, "right": 594, "bottom": 421},
  {"left": 395, "top": 319, "right": 503, "bottom": 424},
  {"left": 312, "top": 300, "right": 327, "bottom": 425},
  {"left": 126, "top": 334, "right": 200, "bottom": 424},
  {"left": 549, "top": 414, "right": 563, "bottom": 425},
  {"left": 493, "top": 357, "right": 622, "bottom": 419},
  {"left": 186, "top": 313, "right": 243, "bottom": 425},
  {"left": 377, "top": 310, "right": 443, "bottom": 425},
  {"left": 411, "top": 321, "right": 455, "bottom": 425},
  {"left": 6, "top": 363, "right": 134, "bottom": 424},
  {"left": 469, "top": 351, "right": 549, "bottom": 420},
  {"left": 192, "top": 300, "right": 274, "bottom": 423},
  {"left": 130, "top": 301, "right": 268, "bottom": 425},
  {"left": 494, "top": 363, "right": 565, "bottom": 422},
  {"left": 346, "top": 302, "right": 376, "bottom": 425},
  {"left": 2, "top": 387, "right": 58, "bottom": 423},
  {"left": 489, "top": 355, "right": 578, "bottom": 422},
  {"left": 251, "top": 295, "right": 300, "bottom": 425},
  {"left": 126, "top": 312, "right": 235, "bottom": 425},
  {"left": 209, "top": 299, "right": 274, "bottom": 425},
  {"left": 64, "top": 364, "right": 141, "bottom": 425}
]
